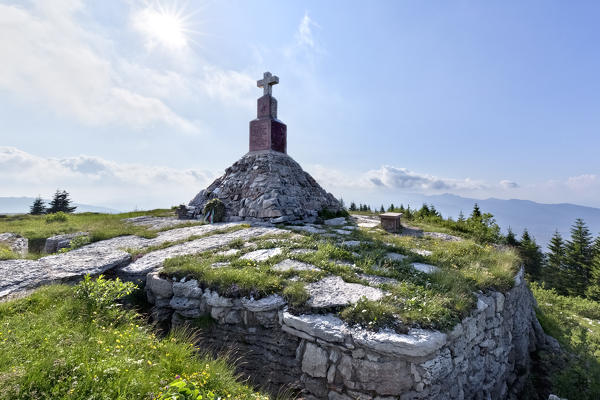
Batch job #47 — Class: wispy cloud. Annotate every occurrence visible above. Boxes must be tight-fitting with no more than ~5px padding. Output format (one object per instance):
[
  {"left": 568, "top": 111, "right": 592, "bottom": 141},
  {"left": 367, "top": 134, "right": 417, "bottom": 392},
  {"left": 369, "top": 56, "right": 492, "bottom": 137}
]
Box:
[
  {"left": 309, "top": 165, "right": 487, "bottom": 192},
  {"left": 500, "top": 180, "right": 520, "bottom": 189},
  {"left": 0, "top": 1, "right": 197, "bottom": 133},
  {"left": 0, "top": 147, "right": 214, "bottom": 210}
]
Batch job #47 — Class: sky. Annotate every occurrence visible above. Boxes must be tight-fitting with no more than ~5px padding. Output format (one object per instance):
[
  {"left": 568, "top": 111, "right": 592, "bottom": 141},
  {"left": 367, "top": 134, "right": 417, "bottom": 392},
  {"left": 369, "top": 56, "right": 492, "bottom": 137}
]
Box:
[{"left": 0, "top": 0, "right": 599, "bottom": 211}]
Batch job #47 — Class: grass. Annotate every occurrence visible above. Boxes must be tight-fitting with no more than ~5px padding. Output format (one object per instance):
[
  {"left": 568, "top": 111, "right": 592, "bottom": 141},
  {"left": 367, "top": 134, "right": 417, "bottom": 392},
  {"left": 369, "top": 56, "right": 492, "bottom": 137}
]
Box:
[
  {"left": 0, "top": 283, "right": 268, "bottom": 400},
  {"left": 162, "top": 221, "right": 520, "bottom": 332},
  {"left": 0, "top": 209, "right": 201, "bottom": 256},
  {"left": 532, "top": 283, "right": 600, "bottom": 400},
  {"left": 0, "top": 244, "right": 16, "bottom": 260}
]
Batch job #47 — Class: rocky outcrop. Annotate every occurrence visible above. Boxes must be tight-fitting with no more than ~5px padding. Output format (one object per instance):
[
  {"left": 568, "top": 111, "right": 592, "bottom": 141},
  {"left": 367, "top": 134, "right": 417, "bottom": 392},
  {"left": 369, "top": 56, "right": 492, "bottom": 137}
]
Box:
[
  {"left": 43, "top": 232, "right": 89, "bottom": 254},
  {"left": 0, "top": 233, "right": 28, "bottom": 256},
  {"left": 146, "top": 268, "right": 549, "bottom": 399},
  {"left": 0, "top": 222, "right": 271, "bottom": 300},
  {"left": 185, "top": 150, "right": 342, "bottom": 223}
]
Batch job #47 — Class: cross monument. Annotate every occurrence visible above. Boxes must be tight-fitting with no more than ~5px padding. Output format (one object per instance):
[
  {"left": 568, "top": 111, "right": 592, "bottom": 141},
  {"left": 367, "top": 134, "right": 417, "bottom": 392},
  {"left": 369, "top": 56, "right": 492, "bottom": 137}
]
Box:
[{"left": 249, "top": 71, "right": 287, "bottom": 153}]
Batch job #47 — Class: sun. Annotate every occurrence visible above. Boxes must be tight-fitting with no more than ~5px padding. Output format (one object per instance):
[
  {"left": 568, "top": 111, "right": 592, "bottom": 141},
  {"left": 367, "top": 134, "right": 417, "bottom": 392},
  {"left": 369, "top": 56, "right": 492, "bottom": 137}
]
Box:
[{"left": 133, "top": 2, "right": 193, "bottom": 51}]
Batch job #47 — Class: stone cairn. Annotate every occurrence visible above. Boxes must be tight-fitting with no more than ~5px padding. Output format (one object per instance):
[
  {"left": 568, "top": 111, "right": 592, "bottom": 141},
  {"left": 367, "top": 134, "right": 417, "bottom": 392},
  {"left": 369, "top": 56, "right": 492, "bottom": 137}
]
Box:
[{"left": 181, "top": 72, "right": 342, "bottom": 223}]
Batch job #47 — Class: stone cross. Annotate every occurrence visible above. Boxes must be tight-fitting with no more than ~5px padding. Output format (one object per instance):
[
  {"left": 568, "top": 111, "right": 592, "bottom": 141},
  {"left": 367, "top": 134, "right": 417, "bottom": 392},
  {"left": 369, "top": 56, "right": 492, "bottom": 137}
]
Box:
[{"left": 257, "top": 72, "right": 279, "bottom": 96}]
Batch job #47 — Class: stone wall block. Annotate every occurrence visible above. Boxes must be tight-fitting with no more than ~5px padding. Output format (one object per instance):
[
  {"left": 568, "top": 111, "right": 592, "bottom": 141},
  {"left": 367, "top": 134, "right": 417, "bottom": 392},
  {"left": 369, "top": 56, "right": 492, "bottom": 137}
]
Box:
[
  {"left": 302, "top": 342, "right": 329, "bottom": 378},
  {"left": 146, "top": 271, "right": 173, "bottom": 298},
  {"left": 172, "top": 279, "right": 203, "bottom": 298}
]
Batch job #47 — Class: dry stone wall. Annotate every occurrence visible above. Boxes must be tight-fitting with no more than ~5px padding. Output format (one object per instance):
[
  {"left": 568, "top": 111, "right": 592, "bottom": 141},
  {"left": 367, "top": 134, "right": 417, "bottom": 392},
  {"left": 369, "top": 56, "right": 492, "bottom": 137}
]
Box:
[{"left": 146, "top": 268, "right": 549, "bottom": 400}]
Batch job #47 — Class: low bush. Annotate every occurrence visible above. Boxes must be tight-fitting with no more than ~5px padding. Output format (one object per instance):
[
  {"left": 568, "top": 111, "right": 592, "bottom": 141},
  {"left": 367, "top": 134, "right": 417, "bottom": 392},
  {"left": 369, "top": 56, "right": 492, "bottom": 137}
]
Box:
[
  {"left": 45, "top": 211, "right": 69, "bottom": 223},
  {"left": 203, "top": 199, "right": 225, "bottom": 223},
  {"left": 0, "top": 244, "right": 16, "bottom": 260}
]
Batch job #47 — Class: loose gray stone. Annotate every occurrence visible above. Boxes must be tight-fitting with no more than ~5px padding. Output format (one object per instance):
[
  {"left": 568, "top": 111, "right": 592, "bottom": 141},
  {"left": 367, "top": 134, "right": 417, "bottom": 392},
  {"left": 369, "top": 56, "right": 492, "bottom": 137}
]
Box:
[
  {"left": 412, "top": 263, "right": 440, "bottom": 274},
  {"left": 216, "top": 248, "right": 240, "bottom": 257},
  {"left": 272, "top": 259, "right": 320, "bottom": 272},
  {"left": 411, "top": 248, "right": 433, "bottom": 257},
  {"left": 240, "top": 247, "right": 283, "bottom": 262},
  {"left": 324, "top": 217, "right": 347, "bottom": 226},
  {"left": 340, "top": 240, "right": 361, "bottom": 248},
  {"left": 305, "top": 276, "right": 385, "bottom": 308}
]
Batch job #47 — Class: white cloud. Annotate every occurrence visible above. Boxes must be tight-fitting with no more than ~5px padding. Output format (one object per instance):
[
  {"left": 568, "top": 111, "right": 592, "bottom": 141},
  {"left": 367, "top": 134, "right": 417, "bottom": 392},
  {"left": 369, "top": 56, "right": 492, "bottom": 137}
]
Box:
[
  {"left": 500, "top": 180, "right": 519, "bottom": 189},
  {"left": 0, "top": 1, "right": 196, "bottom": 132},
  {"left": 284, "top": 12, "right": 324, "bottom": 71},
  {"left": 296, "top": 13, "right": 316, "bottom": 48},
  {"left": 0, "top": 147, "right": 215, "bottom": 210},
  {"left": 309, "top": 165, "right": 486, "bottom": 192}
]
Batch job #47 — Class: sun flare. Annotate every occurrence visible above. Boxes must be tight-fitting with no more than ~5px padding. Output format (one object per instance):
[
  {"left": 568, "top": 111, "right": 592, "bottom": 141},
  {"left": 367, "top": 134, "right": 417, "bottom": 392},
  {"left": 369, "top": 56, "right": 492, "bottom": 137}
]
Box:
[{"left": 133, "top": 2, "right": 192, "bottom": 50}]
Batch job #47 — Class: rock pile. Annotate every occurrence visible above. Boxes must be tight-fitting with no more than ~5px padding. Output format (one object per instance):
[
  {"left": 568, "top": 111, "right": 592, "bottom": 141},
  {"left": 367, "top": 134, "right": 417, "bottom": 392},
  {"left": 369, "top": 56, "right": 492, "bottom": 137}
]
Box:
[{"left": 185, "top": 150, "right": 342, "bottom": 223}]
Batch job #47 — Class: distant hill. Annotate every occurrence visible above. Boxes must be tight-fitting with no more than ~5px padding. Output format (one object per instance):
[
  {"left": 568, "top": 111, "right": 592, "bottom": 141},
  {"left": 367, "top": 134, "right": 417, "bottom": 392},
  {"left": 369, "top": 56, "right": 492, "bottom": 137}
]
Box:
[
  {"left": 0, "top": 197, "right": 121, "bottom": 215},
  {"left": 393, "top": 193, "right": 600, "bottom": 249}
]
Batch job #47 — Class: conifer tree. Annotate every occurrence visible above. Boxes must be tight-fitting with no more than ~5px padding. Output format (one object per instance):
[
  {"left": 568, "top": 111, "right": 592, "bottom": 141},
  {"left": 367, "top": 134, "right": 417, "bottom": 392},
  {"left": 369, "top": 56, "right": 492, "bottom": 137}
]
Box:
[
  {"left": 519, "top": 229, "right": 544, "bottom": 281},
  {"left": 47, "top": 189, "right": 77, "bottom": 214},
  {"left": 585, "top": 246, "right": 600, "bottom": 300},
  {"left": 399, "top": 204, "right": 405, "bottom": 213},
  {"left": 388, "top": 203, "right": 395, "bottom": 212},
  {"left": 29, "top": 196, "right": 46, "bottom": 215},
  {"left": 544, "top": 231, "right": 566, "bottom": 291},
  {"left": 564, "top": 218, "right": 593, "bottom": 296},
  {"left": 380, "top": 205, "right": 385, "bottom": 213},
  {"left": 505, "top": 227, "right": 518, "bottom": 246},
  {"left": 457, "top": 210, "right": 465, "bottom": 224},
  {"left": 470, "top": 203, "right": 482, "bottom": 219},
  {"left": 349, "top": 202, "right": 357, "bottom": 212}
]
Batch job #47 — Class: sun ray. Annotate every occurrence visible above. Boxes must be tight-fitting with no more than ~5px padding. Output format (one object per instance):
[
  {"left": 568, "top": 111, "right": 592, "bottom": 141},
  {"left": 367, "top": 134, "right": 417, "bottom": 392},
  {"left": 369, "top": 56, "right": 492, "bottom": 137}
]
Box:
[{"left": 133, "top": 1, "right": 198, "bottom": 51}]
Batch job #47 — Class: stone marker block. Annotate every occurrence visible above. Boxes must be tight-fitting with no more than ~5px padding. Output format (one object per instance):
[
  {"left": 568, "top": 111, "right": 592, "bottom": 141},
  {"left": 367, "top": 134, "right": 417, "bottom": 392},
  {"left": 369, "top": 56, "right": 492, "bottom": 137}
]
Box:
[
  {"left": 379, "top": 212, "right": 402, "bottom": 233},
  {"left": 249, "top": 116, "right": 287, "bottom": 153}
]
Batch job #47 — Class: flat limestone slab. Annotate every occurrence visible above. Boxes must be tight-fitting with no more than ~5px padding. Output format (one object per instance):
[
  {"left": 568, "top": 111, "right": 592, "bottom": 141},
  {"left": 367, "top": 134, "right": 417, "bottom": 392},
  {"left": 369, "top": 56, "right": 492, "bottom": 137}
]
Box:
[
  {"left": 351, "top": 214, "right": 380, "bottom": 228},
  {"left": 239, "top": 247, "right": 283, "bottom": 262},
  {"left": 123, "top": 215, "right": 200, "bottom": 231},
  {"left": 412, "top": 263, "right": 440, "bottom": 274},
  {"left": 289, "top": 225, "right": 327, "bottom": 234},
  {"left": 0, "top": 246, "right": 131, "bottom": 300},
  {"left": 272, "top": 259, "right": 320, "bottom": 272},
  {"left": 306, "top": 276, "right": 385, "bottom": 308},
  {"left": 412, "top": 248, "right": 433, "bottom": 257},
  {"left": 282, "top": 312, "right": 447, "bottom": 357},
  {"left": 118, "top": 227, "right": 281, "bottom": 279}
]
